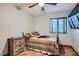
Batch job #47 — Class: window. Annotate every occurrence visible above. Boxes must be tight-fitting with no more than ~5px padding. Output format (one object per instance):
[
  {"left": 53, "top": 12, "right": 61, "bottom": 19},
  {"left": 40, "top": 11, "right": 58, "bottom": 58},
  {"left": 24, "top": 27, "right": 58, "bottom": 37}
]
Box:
[
  {"left": 69, "top": 13, "right": 79, "bottom": 29},
  {"left": 49, "top": 17, "right": 67, "bottom": 34},
  {"left": 52, "top": 19, "right": 57, "bottom": 32},
  {"left": 69, "top": 17, "right": 74, "bottom": 29}
]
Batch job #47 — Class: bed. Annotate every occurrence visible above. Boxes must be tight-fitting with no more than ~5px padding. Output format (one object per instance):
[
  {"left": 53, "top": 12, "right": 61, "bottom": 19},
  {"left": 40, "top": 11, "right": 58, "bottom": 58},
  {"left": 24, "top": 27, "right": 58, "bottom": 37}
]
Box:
[{"left": 25, "top": 35, "right": 59, "bottom": 55}]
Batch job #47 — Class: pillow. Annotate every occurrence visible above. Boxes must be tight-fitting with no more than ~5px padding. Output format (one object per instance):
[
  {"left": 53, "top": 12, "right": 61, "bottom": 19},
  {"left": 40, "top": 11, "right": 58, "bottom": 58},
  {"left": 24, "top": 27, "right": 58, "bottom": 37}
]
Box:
[
  {"left": 30, "top": 33, "right": 36, "bottom": 37},
  {"left": 33, "top": 32, "right": 40, "bottom": 36}
]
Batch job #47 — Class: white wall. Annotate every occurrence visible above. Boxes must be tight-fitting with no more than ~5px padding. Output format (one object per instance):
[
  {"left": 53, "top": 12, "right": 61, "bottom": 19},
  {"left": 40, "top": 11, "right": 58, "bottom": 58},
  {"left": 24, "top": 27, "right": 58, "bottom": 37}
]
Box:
[
  {"left": 0, "top": 4, "right": 34, "bottom": 55},
  {"left": 71, "top": 29, "right": 79, "bottom": 54},
  {"left": 34, "top": 11, "right": 73, "bottom": 46}
]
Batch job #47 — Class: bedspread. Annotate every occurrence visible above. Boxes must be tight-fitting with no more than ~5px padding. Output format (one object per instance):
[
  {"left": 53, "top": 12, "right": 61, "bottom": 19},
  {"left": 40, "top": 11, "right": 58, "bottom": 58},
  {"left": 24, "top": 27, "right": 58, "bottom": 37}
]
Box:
[{"left": 25, "top": 36, "right": 59, "bottom": 55}]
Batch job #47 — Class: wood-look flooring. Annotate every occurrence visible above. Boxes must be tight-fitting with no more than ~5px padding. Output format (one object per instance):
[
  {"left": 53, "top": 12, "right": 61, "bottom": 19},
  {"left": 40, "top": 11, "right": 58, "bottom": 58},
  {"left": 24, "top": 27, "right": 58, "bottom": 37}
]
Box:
[
  {"left": 59, "top": 45, "right": 78, "bottom": 56},
  {"left": 17, "top": 50, "right": 46, "bottom": 56},
  {"left": 16, "top": 45, "right": 78, "bottom": 56},
  {"left": 4, "top": 45, "right": 78, "bottom": 56}
]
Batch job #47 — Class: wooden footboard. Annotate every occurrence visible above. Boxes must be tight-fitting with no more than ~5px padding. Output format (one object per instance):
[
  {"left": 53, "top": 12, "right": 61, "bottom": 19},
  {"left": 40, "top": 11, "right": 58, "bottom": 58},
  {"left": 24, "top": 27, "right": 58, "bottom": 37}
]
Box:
[{"left": 26, "top": 39, "right": 59, "bottom": 55}]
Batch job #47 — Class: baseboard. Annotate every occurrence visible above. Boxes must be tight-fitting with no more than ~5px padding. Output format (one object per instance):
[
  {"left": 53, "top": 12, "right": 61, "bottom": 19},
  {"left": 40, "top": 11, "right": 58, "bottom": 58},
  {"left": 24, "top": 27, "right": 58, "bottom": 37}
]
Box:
[
  {"left": 71, "top": 47, "right": 79, "bottom": 56},
  {"left": 59, "top": 44, "right": 72, "bottom": 47},
  {"left": 59, "top": 44, "right": 79, "bottom": 56}
]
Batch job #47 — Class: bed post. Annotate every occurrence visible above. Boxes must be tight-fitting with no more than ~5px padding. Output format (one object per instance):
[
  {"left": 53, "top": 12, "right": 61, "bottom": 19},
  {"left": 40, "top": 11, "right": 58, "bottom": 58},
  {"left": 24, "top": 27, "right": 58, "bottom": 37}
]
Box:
[{"left": 57, "top": 33, "right": 59, "bottom": 44}]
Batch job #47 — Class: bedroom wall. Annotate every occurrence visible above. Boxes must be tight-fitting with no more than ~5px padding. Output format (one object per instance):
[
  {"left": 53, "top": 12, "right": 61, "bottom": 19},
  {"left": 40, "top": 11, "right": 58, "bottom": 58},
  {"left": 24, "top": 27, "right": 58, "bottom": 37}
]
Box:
[
  {"left": 34, "top": 11, "right": 73, "bottom": 46},
  {"left": 71, "top": 29, "right": 79, "bottom": 54},
  {"left": 0, "top": 4, "right": 34, "bottom": 55},
  {"left": 68, "top": 4, "right": 79, "bottom": 54}
]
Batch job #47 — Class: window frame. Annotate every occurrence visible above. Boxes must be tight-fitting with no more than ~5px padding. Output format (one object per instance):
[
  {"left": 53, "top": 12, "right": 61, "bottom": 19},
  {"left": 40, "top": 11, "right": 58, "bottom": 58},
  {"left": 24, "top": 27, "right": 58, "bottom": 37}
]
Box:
[
  {"left": 49, "top": 17, "right": 67, "bottom": 34},
  {"left": 69, "top": 13, "right": 79, "bottom": 29}
]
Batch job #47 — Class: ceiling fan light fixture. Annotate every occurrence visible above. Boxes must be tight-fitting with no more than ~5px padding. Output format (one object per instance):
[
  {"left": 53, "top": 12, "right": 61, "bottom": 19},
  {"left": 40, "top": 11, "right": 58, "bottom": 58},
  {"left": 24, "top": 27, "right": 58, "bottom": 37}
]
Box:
[{"left": 39, "top": 3, "right": 44, "bottom": 7}]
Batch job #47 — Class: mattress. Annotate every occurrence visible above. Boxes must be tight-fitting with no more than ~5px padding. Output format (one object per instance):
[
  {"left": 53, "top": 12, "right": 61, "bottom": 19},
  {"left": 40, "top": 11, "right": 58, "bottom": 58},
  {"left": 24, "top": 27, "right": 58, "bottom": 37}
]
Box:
[{"left": 30, "top": 36, "right": 57, "bottom": 42}]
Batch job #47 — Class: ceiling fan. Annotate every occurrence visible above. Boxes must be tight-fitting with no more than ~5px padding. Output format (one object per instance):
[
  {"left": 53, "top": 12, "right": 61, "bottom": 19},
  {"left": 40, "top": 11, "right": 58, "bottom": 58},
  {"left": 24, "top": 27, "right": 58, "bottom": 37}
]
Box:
[{"left": 28, "top": 3, "right": 57, "bottom": 11}]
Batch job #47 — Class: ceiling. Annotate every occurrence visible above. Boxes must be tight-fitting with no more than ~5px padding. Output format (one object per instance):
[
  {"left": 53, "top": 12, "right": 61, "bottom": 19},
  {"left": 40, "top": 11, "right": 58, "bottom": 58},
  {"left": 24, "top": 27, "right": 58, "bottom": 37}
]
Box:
[{"left": 14, "top": 3, "right": 77, "bottom": 16}]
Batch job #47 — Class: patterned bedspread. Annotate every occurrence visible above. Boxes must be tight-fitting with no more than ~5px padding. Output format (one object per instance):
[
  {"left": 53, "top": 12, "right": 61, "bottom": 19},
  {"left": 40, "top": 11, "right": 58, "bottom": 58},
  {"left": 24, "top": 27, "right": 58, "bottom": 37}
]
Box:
[
  {"left": 30, "top": 36, "right": 57, "bottom": 42},
  {"left": 25, "top": 36, "right": 59, "bottom": 55},
  {"left": 27, "top": 38, "right": 54, "bottom": 45}
]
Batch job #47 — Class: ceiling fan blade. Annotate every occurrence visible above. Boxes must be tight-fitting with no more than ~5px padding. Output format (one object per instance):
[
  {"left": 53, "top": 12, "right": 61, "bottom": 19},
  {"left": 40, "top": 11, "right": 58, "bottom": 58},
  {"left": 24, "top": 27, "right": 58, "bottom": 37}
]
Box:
[
  {"left": 29, "top": 3, "right": 38, "bottom": 8},
  {"left": 45, "top": 3, "right": 57, "bottom": 5}
]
